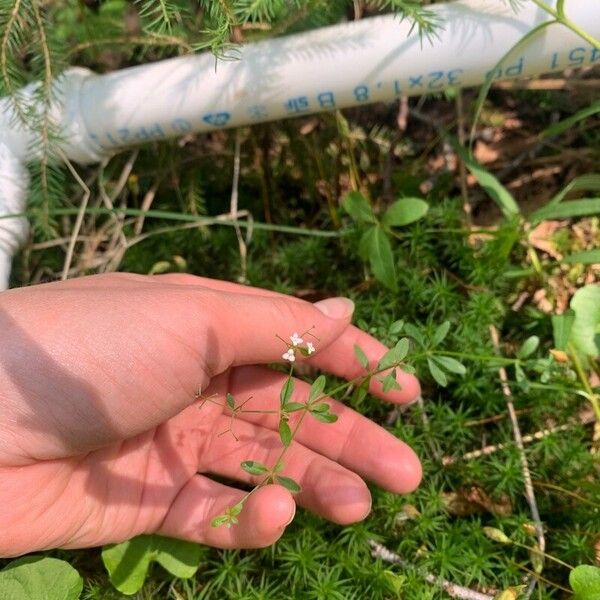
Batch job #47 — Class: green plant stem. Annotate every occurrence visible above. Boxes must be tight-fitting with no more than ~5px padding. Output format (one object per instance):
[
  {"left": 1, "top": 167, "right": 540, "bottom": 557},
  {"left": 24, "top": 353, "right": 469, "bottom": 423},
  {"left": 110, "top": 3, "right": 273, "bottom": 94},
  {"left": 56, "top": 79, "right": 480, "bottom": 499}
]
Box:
[
  {"left": 510, "top": 540, "right": 573, "bottom": 570},
  {"left": 9, "top": 206, "right": 346, "bottom": 238},
  {"left": 567, "top": 343, "right": 600, "bottom": 421},
  {"left": 427, "top": 350, "right": 518, "bottom": 365},
  {"left": 529, "top": 0, "right": 600, "bottom": 49}
]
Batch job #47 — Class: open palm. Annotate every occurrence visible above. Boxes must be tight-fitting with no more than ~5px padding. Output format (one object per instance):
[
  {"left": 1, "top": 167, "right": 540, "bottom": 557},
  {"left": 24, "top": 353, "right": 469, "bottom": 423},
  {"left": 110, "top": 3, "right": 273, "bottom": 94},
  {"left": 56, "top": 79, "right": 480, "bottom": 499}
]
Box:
[{"left": 0, "top": 273, "right": 421, "bottom": 557}]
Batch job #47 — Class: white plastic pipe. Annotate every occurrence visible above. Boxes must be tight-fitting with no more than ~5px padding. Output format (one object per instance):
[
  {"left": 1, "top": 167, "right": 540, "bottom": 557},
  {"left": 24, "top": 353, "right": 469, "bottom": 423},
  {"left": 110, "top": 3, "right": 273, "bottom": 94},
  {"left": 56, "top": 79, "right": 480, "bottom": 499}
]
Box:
[{"left": 0, "top": 0, "right": 599, "bottom": 287}]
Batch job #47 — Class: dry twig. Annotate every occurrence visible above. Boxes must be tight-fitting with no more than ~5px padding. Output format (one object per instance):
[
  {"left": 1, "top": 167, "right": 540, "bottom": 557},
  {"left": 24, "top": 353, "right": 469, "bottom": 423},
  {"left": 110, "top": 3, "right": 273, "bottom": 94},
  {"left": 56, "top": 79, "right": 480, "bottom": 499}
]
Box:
[
  {"left": 443, "top": 409, "right": 596, "bottom": 465},
  {"left": 489, "top": 325, "right": 545, "bottom": 599},
  {"left": 369, "top": 540, "right": 495, "bottom": 600}
]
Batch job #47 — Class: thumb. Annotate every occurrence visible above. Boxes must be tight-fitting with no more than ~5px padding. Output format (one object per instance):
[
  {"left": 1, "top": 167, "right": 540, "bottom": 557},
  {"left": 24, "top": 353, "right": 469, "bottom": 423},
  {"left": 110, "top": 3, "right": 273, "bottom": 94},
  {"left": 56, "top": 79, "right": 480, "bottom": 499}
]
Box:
[{"left": 204, "top": 291, "right": 354, "bottom": 373}]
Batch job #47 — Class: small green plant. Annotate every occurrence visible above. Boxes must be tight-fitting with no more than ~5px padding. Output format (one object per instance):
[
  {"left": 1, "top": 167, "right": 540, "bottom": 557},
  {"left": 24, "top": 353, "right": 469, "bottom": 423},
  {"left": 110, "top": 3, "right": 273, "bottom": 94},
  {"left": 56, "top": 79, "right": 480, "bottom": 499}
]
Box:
[
  {"left": 101, "top": 534, "right": 203, "bottom": 595},
  {"left": 208, "top": 322, "right": 463, "bottom": 526},
  {"left": 570, "top": 565, "right": 600, "bottom": 600},
  {"left": 342, "top": 191, "right": 429, "bottom": 291}
]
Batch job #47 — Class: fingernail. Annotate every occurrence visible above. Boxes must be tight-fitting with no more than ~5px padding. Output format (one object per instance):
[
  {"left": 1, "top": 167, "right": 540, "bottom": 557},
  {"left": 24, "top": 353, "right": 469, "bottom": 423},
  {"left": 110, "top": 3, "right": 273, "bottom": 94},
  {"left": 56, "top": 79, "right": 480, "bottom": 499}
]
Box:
[
  {"left": 360, "top": 496, "right": 373, "bottom": 521},
  {"left": 314, "top": 297, "right": 355, "bottom": 319},
  {"left": 284, "top": 504, "right": 296, "bottom": 527}
]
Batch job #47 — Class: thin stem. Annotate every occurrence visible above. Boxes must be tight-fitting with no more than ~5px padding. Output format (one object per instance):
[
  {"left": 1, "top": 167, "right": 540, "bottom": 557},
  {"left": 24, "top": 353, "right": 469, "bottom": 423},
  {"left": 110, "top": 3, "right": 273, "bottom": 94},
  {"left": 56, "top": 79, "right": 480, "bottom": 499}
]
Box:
[
  {"left": 11, "top": 206, "right": 346, "bottom": 238},
  {"left": 568, "top": 343, "right": 600, "bottom": 421},
  {"left": 510, "top": 541, "right": 573, "bottom": 570},
  {"left": 529, "top": 0, "right": 600, "bottom": 49}
]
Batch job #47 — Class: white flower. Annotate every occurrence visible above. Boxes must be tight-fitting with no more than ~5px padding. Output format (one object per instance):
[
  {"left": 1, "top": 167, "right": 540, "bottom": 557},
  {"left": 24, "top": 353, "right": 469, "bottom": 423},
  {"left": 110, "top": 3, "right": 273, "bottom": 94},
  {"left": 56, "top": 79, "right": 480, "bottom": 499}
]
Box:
[
  {"left": 306, "top": 342, "right": 316, "bottom": 355},
  {"left": 282, "top": 348, "right": 296, "bottom": 362},
  {"left": 290, "top": 332, "right": 304, "bottom": 346}
]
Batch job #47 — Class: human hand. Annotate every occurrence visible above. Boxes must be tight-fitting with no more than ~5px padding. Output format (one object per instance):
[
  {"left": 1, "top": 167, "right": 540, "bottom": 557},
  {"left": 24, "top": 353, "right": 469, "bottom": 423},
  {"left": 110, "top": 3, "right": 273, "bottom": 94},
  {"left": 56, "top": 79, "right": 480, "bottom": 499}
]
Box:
[{"left": 0, "top": 273, "right": 421, "bottom": 556}]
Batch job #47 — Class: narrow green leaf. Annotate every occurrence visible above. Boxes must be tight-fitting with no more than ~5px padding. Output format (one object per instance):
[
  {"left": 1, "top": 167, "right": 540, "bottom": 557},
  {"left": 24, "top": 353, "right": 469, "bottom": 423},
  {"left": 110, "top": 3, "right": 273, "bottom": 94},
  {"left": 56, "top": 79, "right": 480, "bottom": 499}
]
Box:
[
  {"left": 240, "top": 460, "right": 269, "bottom": 476},
  {"left": 354, "top": 344, "right": 370, "bottom": 369},
  {"left": 548, "top": 174, "right": 600, "bottom": 207},
  {"left": 309, "top": 375, "right": 327, "bottom": 402},
  {"left": 382, "top": 370, "right": 402, "bottom": 392},
  {"left": 530, "top": 199, "right": 600, "bottom": 223},
  {"left": 561, "top": 249, "right": 600, "bottom": 265},
  {"left": 431, "top": 321, "right": 451, "bottom": 347},
  {"left": 280, "top": 377, "right": 294, "bottom": 407},
  {"left": 427, "top": 357, "right": 448, "bottom": 387},
  {"left": 389, "top": 319, "right": 405, "bottom": 334},
  {"left": 227, "top": 502, "right": 243, "bottom": 517},
  {"left": 432, "top": 355, "right": 466, "bottom": 375},
  {"left": 543, "top": 101, "right": 600, "bottom": 138},
  {"left": 377, "top": 349, "right": 397, "bottom": 370},
  {"left": 311, "top": 411, "right": 338, "bottom": 423},
  {"left": 275, "top": 475, "right": 302, "bottom": 493},
  {"left": 470, "top": 19, "right": 555, "bottom": 146},
  {"left": 285, "top": 402, "right": 306, "bottom": 412},
  {"left": 451, "top": 140, "right": 519, "bottom": 218},
  {"left": 382, "top": 198, "right": 429, "bottom": 227},
  {"left": 351, "top": 377, "right": 370, "bottom": 407},
  {"left": 404, "top": 323, "right": 425, "bottom": 347},
  {"left": 378, "top": 337, "right": 410, "bottom": 370},
  {"left": 394, "top": 337, "right": 410, "bottom": 361},
  {"left": 279, "top": 419, "right": 292, "bottom": 447},
  {"left": 226, "top": 393, "right": 235, "bottom": 410},
  {"left": 310, "top": 402, "right": 330, "bottom": 413},
  {"left": 211, "top": 515, "right": 229, "bottom": 528},
  {"left": 517, "top": 335, "right": 540, "bottom": 359},
  {"left": 364, "top": 225, "right": 398, "bottom": 291},
  {"left": 342, "top": 191, "right": 376, "bottom": 223},
  {"left": 551, "top": 310, "right": 575, "bottom": 350}
]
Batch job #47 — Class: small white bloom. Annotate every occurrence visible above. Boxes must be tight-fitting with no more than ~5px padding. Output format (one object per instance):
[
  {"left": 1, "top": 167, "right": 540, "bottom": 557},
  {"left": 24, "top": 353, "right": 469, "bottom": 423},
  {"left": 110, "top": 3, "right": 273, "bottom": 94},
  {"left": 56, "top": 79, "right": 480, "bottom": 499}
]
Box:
[
  {"left": 282, "top": 348, "right": 296, "bottom": 362},
  {"left": 290, "top": 332, "right": 304, "bottom": 346},
  {"left": 306, "top": 342, "right": 316, "bottom": 355}
]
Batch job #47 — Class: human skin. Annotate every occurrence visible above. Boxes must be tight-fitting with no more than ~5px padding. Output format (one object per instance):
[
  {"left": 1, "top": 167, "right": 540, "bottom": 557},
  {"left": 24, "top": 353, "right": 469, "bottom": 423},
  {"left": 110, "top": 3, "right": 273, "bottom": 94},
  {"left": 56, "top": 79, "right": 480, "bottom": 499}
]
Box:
[{"left": 0, "top": 273, "right": 422, "bottom": 557}]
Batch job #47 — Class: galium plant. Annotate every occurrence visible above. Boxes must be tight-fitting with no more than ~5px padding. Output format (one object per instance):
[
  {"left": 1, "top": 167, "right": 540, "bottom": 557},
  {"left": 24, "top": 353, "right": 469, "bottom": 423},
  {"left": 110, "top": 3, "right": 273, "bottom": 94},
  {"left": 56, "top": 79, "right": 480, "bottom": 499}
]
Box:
[{"left": 204, "top": 321, "right": 467, "bottom": 528}]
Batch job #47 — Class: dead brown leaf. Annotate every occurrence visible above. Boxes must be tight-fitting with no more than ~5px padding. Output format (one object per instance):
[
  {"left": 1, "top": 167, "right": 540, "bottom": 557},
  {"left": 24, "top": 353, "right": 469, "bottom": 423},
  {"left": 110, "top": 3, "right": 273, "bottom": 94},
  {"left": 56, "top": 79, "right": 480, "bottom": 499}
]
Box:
[
  {"left": 442, "top": 486, "right": 513, "bottom": 518},
  {"left": 527, "top": 220, "right": 566, "bottom": 260}
]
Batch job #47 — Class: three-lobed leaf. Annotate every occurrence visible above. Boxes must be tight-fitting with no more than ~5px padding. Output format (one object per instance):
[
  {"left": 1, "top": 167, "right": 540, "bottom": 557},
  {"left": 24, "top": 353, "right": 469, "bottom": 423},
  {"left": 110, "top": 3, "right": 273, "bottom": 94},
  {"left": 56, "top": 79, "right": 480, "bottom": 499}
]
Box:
[{"left": 102, "top": 535, "right": 202, "bottom": 595}]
